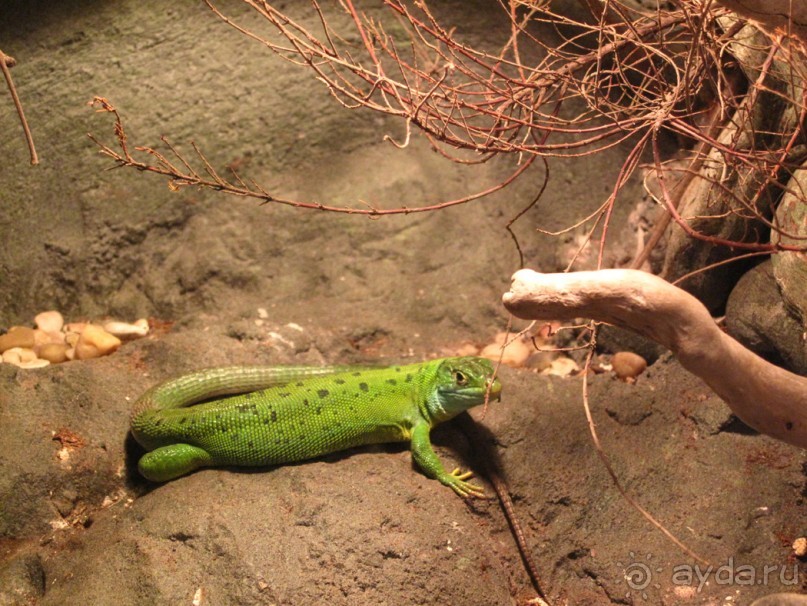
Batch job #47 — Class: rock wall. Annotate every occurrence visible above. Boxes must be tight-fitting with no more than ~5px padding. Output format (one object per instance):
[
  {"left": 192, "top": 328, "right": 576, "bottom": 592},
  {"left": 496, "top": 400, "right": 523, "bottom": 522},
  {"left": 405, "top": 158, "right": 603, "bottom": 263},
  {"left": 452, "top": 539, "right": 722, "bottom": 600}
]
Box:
[{"left": 0, "top": 0, "right": 642, "bottom": 332}]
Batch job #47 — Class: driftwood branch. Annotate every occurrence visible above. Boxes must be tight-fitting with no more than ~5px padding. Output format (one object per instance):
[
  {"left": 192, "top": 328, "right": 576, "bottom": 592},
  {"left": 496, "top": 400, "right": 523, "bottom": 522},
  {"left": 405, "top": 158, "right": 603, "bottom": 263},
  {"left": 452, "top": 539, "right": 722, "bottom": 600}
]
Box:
[
  {"left": 714, "top": 0, "right": 807, "bottom": 41},
  {"left": 502, "top": 269, "right": 807, "bottom": 449}
]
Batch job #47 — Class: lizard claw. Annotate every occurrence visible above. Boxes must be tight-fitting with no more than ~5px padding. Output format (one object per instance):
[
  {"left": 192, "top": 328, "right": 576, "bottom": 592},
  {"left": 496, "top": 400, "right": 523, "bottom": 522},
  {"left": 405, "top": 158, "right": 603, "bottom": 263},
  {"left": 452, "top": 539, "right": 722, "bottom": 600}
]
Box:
[{"left": 445, "top": 467, "right": 486, "bottom": 498}]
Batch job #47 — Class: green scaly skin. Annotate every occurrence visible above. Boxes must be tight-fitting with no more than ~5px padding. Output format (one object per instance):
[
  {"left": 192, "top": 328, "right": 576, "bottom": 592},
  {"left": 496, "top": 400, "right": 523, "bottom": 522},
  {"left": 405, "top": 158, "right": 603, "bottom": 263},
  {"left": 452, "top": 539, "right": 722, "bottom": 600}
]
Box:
[{"left": 130, "top": 356, "right": 502, "bottom": 497}]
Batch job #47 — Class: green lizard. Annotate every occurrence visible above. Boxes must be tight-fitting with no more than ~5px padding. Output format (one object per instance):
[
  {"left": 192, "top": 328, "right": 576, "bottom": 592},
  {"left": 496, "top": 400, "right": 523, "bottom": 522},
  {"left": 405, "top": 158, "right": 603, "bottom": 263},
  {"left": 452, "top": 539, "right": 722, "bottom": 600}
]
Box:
[{"left": 130, "top": 356, "right": 501, "bottom": 497}]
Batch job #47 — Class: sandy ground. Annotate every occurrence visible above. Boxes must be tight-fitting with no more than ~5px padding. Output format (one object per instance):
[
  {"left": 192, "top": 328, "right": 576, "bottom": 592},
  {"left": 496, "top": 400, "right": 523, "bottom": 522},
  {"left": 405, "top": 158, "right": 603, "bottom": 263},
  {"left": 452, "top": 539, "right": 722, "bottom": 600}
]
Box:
[
  {"left": 1, "top": 322, "right": 805, "bottom": 605},
  {"left": 0, "top": 1, "right": 804, "bottom": 605}
]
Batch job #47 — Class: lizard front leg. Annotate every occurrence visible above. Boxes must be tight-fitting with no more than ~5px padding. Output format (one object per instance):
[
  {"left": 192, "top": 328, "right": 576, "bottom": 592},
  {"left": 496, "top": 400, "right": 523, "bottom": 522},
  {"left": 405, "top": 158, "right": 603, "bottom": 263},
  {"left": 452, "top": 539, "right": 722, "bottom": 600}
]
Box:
[{"left": 410, "top": 422, "right": 485, "bottom": 498}]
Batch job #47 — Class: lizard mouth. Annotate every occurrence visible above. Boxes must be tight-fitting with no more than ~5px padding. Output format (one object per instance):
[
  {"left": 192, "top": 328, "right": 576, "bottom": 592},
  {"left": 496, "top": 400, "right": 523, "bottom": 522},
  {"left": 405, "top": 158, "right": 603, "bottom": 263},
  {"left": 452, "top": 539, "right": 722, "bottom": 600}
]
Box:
[{"left": 486, "top": 378, "right": 502, "bottom": 401}]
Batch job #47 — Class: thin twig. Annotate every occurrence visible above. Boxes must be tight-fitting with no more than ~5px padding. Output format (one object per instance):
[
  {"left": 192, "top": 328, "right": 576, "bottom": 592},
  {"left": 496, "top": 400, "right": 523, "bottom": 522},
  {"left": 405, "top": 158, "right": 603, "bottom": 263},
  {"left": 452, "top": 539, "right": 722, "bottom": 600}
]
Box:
[
  {"left": 578, "top": 332, "right": 710, "bottom": 566},
  {"left": 0, "top": 48, "right": 38, "bottom": 165}
]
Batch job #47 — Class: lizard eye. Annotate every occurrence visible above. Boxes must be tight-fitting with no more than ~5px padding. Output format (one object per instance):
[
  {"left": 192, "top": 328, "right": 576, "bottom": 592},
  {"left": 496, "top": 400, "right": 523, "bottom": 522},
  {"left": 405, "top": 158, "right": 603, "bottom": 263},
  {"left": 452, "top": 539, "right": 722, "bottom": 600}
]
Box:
[{"left": 453, "top": 370, "right": 468, "bottom": 386}]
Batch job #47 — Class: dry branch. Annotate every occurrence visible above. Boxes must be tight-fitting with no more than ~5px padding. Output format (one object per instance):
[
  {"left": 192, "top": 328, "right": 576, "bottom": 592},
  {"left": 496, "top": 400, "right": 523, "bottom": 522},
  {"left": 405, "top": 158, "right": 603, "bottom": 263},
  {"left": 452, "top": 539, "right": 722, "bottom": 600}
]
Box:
[
  {"left": 1, "top": 48, "right": 38, "bottom": 165},
  {"left": 87, "top": 96, "right": 532, "bottom": 216},
  {"left": 503, "top": 268, "right": 807, "bottom": 448},
  {"left": 91, "top": 1, "right": 807, "bottom": 269}
]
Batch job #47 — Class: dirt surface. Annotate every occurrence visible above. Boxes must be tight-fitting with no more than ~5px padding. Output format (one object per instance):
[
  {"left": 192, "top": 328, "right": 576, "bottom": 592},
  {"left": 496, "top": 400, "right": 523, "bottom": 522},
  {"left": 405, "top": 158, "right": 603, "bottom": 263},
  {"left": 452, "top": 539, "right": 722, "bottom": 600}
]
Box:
[{"left": 0, "top": 1, "right": 805, "bottom": 605}]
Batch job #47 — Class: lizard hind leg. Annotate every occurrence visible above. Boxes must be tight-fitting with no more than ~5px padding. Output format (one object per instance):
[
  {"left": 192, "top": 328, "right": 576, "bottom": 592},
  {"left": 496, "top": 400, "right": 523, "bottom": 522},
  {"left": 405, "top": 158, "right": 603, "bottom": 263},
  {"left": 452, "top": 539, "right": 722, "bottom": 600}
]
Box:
[{"left": 137, "top": 443, "right": 214, "bottom": 482}]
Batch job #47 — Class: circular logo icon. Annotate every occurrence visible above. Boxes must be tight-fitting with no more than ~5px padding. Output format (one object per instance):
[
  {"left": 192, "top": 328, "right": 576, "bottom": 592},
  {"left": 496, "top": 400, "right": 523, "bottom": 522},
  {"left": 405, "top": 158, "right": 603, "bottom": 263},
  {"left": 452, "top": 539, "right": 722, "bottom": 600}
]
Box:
[{"left": 624, "top": 561, "right": 652, "bottom": 591}]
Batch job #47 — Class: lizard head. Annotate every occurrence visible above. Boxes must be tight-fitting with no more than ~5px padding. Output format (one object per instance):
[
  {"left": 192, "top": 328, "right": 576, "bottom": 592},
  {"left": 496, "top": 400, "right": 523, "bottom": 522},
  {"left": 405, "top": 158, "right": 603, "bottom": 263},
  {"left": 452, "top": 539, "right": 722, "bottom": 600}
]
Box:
[{"left": 425, "top": 356, "right": 502, "bottom": 423}]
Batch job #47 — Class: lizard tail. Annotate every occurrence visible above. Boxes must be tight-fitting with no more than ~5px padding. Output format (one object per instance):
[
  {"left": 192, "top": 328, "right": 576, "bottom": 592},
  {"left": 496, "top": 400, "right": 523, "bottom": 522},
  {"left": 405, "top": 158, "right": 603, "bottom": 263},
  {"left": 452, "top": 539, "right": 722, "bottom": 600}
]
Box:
[{"left": 130, "top": 365, "right": 351, "bottom": 421}]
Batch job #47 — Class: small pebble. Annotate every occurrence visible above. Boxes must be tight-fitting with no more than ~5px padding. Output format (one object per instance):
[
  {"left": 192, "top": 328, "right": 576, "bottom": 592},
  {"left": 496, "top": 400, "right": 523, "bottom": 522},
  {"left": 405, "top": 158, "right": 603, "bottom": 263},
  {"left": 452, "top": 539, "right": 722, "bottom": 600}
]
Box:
[
  {"left": 6, "top": 311, "right": 150, "bottom": 369},
  {"left": 541, "top": 356, "right": 579, "bottom": 377},
  {"left": 64, "top": 322, "right": 88, "bottom": 334},
  {"left": 19, "top": 358, "right": 50, "bottom": 369},
  {"left": 38, "top": 343, "right": 70, "bottom": 364},
  {"left": 480, "top": 331, "right": 533, "bottom": 367},
  {"left": 103, "top": 319, "right": 149, "bottom": 340},
  {"left": 525, "top": 351, "right": 556, "bottom": 372},
  {"left": 453, "top": 342, "right": 480, "bottom": 357},
  {"left": 33, "top": 329, "right": 65, "bottom": 347},
  {"left": 794, "top": 537, "right": 807, "bottom": 558},
  {"left": 46, "top": 331, "right": 66, "bottom": 344},
  {"left": 75, "top": 325, "right": 122, "bottom": 360},
  {"left": 612, "top": 351, "right": 648, "bottom": 382},
  {"left": 0, "top": 326, "right": 36, "bottom": 353},
  {"left": 2, "top": 347, "right": 38, "bottom": 366},
  {"left": 35, "top": 310, "right": 64, "bottom": 333}
]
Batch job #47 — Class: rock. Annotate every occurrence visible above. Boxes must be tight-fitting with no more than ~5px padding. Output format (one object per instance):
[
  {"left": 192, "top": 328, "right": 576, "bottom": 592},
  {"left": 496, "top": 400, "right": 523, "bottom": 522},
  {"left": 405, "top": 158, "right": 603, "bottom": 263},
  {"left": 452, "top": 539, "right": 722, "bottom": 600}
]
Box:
[
  {"left": 0, "top": 326, "right": 35, "bottom": 353},
  {"left": 34, "top": 310, "right": 64, "bottom": 333},
  {"left": 74, "top": 325, "right": 122, "bottom": 360},
  {"left": 33, "top": 329, "right": 49, "bottom": 348},
  {"left": 18, "top": 358, "right": 50, "bottom": 369},
  {"left": 596, "top": 325, "right": 667, "bottom": 364},
  {"left": 38, "top": 342, "right": 70, "bottom": 364},
  {"left": 64, "top": 322, "right": 88, "bottom": 335},
  {"left": 541, "top": 356, "right": 579, "bottom": 376},
  {"left": 2, "top": 347, "right": 37, "bottom": 366},
  {"left": 479, "top": 331, "right": 533, "bottom": 368},
  {"left": 525, "top": 350, "right": 555, "bottom": 372},
  {"left": 659, "top": 24, "right": 795, "bottom": 314},
  {"left": 611, "top": 351, "right": 647, "bottom": 381},
  {"left": 726, "top": 260, "right": 807, "bottom": 374},
  {"left": 771, "top": 177, "right": 807, "bottom": 326},
  {"left": 453, "top": 342, "right": 480, "bottom": 357},
  {"left": 794, "top": 537, "right": 807, "bottom": 558},
  {"left": 103, "top": 319, "right": 149, "bottom": 340}
]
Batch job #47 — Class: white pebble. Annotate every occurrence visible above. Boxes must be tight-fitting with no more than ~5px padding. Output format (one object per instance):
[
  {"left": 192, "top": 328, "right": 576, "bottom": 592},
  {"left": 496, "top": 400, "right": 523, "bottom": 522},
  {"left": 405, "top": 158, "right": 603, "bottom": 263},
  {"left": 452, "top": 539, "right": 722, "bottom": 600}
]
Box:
[
  {"left": 18, "top": 358, "right": 50, "bottom": 369},
  {"left": 2, "top": 347, "right": 38, "bottom": 366},
  {"left": 103, "top": 320, "right": 149, "bottom": 340},
  {"left": 541, "top": 356, "right": 579, "bottom": 377},
  {"left": 35, "top": 310, "right": 64, "bottom": 333}
]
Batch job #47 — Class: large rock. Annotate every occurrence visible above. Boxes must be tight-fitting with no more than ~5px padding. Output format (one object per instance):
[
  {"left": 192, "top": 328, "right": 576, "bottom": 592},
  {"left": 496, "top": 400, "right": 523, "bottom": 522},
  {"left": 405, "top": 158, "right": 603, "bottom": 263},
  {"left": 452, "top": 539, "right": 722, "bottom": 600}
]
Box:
[
  {"left": 661, "top": 21, "right": 804, "bottom": 312},
  {"left": 771, "top": 163, "right": 807, "bottom": 329},
  {"left": 725, "top": 260, "right": 807, "bottom": 375}
]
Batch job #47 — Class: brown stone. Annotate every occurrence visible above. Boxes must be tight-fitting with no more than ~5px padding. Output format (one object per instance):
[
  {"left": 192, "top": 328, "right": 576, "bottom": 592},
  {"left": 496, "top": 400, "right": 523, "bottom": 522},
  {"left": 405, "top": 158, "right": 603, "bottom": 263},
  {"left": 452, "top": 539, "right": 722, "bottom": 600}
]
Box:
[
  {"left": 0, "top": 327, "right": 35, "bottom": 353},
  {"left": 612, "top": 351, "right": 648, "bottom": 380}
]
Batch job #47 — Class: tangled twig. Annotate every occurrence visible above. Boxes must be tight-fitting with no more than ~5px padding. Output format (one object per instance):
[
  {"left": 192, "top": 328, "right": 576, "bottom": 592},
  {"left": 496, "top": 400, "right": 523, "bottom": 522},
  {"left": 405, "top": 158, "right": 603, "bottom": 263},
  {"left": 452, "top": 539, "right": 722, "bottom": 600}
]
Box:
[{"left": 89, "top": 1, "right": 807, "bottom": 266}]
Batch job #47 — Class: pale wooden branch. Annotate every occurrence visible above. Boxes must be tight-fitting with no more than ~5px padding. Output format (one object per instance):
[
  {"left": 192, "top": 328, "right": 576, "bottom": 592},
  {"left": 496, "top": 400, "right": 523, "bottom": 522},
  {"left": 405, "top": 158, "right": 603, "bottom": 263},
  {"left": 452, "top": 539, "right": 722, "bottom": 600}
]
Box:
[
  {"left": 502, "top": 269, "right": 807, "bottom": 449},
  {"left": 714, "top": 0, "right": 807, "bottom": 41}
]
